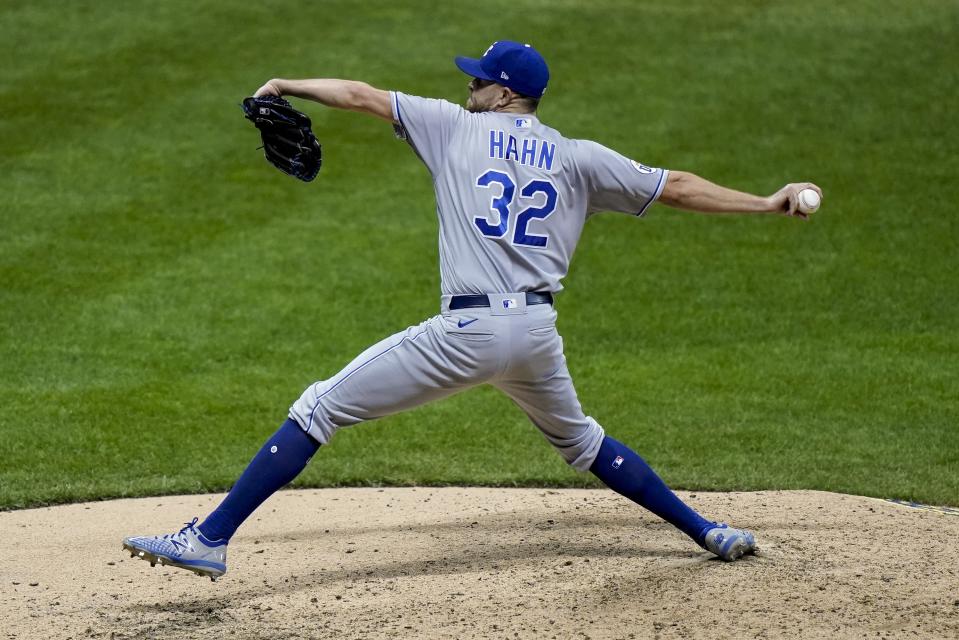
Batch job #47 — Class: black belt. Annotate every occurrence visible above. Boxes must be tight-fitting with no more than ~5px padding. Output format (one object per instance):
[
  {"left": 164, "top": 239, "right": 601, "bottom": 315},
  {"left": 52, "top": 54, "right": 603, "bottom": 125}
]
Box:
[{"left": 449, "top": 291, "right": 553, "bottom": 310}]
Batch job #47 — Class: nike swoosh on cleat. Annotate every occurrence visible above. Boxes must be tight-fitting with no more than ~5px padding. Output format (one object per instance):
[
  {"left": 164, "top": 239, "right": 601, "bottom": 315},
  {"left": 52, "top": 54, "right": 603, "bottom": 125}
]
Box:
[{"left": 457, "top": 318, "right": 478, "bottom": 328}]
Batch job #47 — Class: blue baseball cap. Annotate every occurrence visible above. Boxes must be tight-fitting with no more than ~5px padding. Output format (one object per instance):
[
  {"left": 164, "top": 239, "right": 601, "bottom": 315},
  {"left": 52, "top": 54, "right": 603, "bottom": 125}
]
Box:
[{"left": 454, "top": 40, "right": 549, "bottom": 98}]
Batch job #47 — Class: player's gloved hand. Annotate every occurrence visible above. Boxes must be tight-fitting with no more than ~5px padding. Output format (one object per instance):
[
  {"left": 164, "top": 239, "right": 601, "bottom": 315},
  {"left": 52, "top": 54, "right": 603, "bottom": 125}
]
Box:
[
  {"left": 768, "top": 183, "right": 822, "bottom": 219},
  {"left": 241, "top": 94, "right": 323, "bottom": 182}
]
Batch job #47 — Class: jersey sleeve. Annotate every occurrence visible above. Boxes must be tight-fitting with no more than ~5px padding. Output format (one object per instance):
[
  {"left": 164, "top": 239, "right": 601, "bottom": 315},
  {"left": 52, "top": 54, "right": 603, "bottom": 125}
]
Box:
[
  {"left": 582, "top": 140, "right": 669, "bottom": 217},
  {"left": 390, "top": 91, "right": 465, "bottom": 176}
]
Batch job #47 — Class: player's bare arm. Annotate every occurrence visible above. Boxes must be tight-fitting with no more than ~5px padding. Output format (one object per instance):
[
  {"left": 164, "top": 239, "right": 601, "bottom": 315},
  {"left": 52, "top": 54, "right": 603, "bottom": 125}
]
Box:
[
  {"left": 660, "top": 170, "right": 823, "bottom": 219},
  {"left": 254, "top": 78, "right": 394, "bottom": 123}
]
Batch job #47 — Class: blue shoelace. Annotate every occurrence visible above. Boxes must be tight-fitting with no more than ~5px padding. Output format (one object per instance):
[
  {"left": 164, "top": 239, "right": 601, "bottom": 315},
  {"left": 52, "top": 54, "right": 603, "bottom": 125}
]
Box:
[{"left": 161, "top": 517, "right": 199, "bottom": 552}]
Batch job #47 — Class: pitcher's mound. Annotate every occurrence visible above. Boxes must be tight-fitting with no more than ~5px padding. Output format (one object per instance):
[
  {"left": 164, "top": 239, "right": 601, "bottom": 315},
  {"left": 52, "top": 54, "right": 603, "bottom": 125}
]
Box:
[{"left": 2, "top": 488, "right": 957, "bottom": 639}]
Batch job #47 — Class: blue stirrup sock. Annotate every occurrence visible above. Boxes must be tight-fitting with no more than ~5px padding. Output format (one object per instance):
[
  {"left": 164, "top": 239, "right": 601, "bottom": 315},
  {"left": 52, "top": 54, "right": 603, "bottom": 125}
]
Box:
[
  {"left": 589, "top": 435, "right": 715, "bottom": 545},
  {"left": 198, "top": 418, "right": 320, "bottom": 542}
]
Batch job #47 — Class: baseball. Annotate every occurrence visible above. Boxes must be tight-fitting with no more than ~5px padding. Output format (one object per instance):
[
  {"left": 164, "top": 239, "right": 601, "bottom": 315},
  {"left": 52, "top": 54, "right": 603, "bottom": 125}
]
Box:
[{"left": 798, "top": 188, "right": 821, "bottom": 214}]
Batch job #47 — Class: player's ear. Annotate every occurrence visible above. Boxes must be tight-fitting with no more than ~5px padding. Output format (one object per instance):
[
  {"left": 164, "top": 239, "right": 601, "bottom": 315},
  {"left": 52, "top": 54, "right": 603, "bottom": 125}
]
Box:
[{"left": 496, "top": 86, "right": 512, "bottom": 109}]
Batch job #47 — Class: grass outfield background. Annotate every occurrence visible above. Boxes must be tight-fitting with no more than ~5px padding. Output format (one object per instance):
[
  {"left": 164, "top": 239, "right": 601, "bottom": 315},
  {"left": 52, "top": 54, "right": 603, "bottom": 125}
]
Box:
[{"left": 1, "top": 0, "right": 956, "bottom": 510}]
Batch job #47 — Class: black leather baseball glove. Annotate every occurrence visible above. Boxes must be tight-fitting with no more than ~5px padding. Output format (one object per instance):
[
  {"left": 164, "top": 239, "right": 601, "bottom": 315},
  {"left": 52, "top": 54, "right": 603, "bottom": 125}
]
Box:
[{"left": 241, "top": 96, "right": 322, "bottom": 182}]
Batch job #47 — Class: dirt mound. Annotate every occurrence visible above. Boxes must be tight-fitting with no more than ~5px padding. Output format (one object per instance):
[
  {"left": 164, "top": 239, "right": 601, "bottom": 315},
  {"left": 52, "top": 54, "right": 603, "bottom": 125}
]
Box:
[{"left": 2, "top": 488, "right": 956, "bottom": 639}]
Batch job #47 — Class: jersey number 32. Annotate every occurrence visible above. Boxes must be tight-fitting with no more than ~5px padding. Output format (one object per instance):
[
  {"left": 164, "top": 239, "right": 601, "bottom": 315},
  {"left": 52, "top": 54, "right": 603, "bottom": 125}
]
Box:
[{"left": 473, "top": 170, "right": 557, "bottom": 248}]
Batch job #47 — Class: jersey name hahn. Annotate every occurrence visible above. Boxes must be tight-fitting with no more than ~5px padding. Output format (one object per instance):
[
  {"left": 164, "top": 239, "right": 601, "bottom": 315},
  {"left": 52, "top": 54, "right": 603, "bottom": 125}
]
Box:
[{"left": 488, "top": 129, "right": 556, "bottom": 170}]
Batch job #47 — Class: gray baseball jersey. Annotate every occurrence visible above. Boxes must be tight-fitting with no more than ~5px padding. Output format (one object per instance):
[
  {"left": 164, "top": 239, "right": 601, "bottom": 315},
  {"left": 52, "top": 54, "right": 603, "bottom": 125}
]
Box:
[
  {"left": 389, "top": 91, "right": 668, "bottom": 295},
  {"left": 289, "top": 93, "right": 668, "bottom": 472}
]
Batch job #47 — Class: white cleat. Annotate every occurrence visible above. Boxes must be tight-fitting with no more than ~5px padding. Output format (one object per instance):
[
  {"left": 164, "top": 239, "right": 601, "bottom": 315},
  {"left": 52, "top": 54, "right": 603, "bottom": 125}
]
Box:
[
  {"left": 703, "top": 524, "right": 756, "bottom": 562},
  {"left": 122, "top": 517, "right": 228, "bottom": 579}
]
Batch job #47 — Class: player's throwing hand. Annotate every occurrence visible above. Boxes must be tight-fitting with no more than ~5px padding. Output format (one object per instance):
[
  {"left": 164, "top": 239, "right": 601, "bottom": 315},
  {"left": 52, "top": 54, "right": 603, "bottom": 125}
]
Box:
[{"left": 769, "top": 182, "right": 823, "bottom": 219}]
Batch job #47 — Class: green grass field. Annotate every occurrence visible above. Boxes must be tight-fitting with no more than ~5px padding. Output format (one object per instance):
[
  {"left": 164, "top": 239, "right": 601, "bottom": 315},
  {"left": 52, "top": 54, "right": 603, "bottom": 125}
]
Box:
[{"left": 2, "top": 0, "right": 957, "bottom": 510}]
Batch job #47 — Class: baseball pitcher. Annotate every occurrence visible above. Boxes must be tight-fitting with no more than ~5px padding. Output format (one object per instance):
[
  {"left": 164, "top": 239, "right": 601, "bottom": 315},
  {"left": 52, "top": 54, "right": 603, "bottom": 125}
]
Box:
[{"left": 123, "top": 41, "right": 822, "bottom": 579}]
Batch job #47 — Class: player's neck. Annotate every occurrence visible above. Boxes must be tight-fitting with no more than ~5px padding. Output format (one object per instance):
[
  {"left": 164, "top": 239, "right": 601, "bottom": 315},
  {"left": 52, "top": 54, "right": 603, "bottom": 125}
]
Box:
[{"left": 493, "top": 105, "right": 537, "bottom": 116}]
